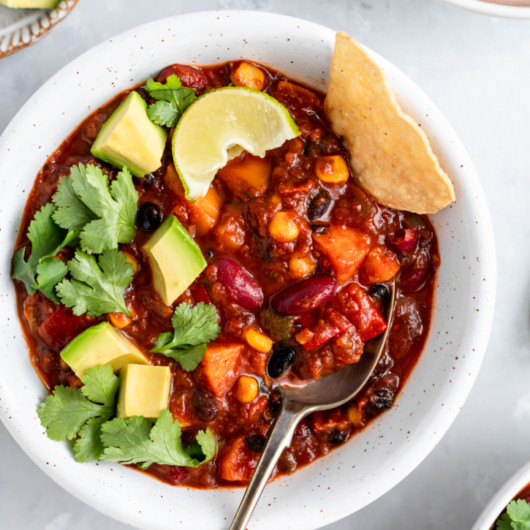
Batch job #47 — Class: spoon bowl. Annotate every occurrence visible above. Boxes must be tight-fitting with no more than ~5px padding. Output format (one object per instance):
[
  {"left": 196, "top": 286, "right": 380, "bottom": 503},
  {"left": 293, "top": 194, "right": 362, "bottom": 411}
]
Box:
[{"left": 230, "top": 280, "right": 396, "bottom": 530}]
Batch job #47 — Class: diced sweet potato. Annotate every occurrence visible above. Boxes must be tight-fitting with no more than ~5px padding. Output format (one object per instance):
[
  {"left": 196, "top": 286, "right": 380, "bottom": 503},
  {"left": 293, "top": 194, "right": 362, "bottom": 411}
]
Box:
[
  {"left": 229, "top": 62, "right": 266, "bottom": 91},
  {"left": 201, "top": 343, "right": 243, "bottom": 397},
  {"left": 313, "top": 226, "right": 371, "bottom": 282},
  {"left": 219, "top": 436, "right": 258, "bottom": 482},
  {"left": 360, "top": 246, "right": 400, "bottom": 284},
  {"left": 163, "top": 163, "right": 184, "bottom": 195},
  {"left": 218, "top": 153, "right": 271, "bottom": 198},
  {"left": 191, "top": 186, "right": 222, "bottom": 236}
]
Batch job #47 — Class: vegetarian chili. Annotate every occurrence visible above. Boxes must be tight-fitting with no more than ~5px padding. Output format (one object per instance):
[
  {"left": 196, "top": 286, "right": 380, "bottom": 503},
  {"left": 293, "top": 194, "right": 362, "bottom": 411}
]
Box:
[{"left": 13, "top": 60, "right": 439, "bottom": 488}]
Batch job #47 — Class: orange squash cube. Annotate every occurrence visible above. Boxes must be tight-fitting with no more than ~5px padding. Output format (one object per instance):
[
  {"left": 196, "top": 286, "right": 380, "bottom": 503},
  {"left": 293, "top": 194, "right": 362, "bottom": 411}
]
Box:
[
  {"left": 201, "top": 343, "right": 243, "bottom": 397},
  {"left": 218, "top": 153, "right": 271, "bottom": 198},
  {"left": 229, "top": 62, "right": 266, "bottom": 91},
  {"left": 313, "top": 225, "right": 371, "bottom": 282},
  {"left": 191, "top": 186, "right": 222, "bottom": 236},
  {"left": 361, "top": 246, "right": 400, "bottom": 284}
]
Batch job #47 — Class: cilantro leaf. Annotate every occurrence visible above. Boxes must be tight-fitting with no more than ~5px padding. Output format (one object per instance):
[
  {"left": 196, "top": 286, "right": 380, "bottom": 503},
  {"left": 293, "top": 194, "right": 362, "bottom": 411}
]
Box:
[
  {"left": 151, "top": 303, "right": 220, "bottom": 371},
  {"left": 12, "top": 203, "right": 74, "bottom": 299},
  {"left": 35, "top": 258, "right": 68, "bottom": 304},
  {"left": 101, "top": 409, "right": 216, "bottom": 469},
  {"left": 144, "top": 75, "right": 197, "bottom": 128},
  {"left": 52, "top": 164, "right": 138, "bottom": 254},
  {"left": 56, "top": 249, "right": 134, "bottom": 317},
  {"left": 38, "top": 365, "right": 119, "bottom": 462},
  {"left": 497, "top": 500, "right": 530, "bottom": 530}
]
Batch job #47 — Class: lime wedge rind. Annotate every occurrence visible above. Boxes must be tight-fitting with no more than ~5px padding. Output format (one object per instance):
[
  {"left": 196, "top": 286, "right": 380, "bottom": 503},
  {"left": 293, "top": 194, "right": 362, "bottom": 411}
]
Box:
[{"left": 172, "top": 86, "right": 300, "bottom": 201}]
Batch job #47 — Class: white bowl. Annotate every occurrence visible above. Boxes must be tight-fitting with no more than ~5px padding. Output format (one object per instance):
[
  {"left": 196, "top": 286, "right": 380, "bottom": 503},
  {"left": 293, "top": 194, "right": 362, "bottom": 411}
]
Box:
[
  {"left": 0, "top": 10, "right": 496, "bottom": 530},
  {"left": 472, "top": 461, "right": 530, "bottom": 529},
  {"left": 438, "top": 0, "right": 530, "bottom": 19}
]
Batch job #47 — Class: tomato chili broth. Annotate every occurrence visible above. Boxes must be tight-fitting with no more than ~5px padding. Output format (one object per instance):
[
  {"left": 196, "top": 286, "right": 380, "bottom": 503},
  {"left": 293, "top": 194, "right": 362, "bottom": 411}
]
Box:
[{"left": 13, "top": 60, "right": 439, "bottom": 488}]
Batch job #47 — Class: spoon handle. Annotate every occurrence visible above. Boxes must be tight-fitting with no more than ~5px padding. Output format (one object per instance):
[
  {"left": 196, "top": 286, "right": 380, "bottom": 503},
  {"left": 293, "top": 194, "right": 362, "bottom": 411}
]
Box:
[{"left": 229, "top": 398, "right": 305, "bottom": 530}]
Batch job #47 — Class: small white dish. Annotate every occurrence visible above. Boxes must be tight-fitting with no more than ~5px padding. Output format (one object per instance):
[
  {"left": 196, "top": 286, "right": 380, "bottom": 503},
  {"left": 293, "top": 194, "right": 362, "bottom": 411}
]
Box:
[
  {"left": 0, "top": 10, "right": 496, "bottom": 530},
  {"left": 438, "top": 0, "right": 530, "bottom": 19},
  {"left": 472, "top": 461, "right": 530, "bottom": 530},
  {"left": 0, "top": 0, "right": 78, "bottom": 59}
]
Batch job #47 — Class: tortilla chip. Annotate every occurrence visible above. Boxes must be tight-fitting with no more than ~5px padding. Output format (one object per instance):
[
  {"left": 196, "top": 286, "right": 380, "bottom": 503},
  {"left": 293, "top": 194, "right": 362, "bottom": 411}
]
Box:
[{"left": 324, "top": 32, "right": 455, "bottom": 214}]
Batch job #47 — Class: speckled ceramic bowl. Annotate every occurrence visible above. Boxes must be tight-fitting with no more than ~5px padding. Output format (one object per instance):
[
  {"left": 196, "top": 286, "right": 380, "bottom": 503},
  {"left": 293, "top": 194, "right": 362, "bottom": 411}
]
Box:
[
  {"left": 472, "top": 461, "right": 530, "bottom": 530},
  {"left": 0, "top": 11, "right": 496, "bottom": 530},
  {"left": 437, "top": 0, "right": 530, "bottom": 18},
  {"left": 0, "top": 0, "right": 79, "bottom": 59}
]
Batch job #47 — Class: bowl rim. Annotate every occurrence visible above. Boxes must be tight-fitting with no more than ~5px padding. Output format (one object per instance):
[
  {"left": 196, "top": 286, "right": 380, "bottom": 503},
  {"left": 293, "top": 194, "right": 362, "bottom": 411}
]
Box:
[
  {"left": 472, "top": 461, "right": 530, "bottom": 529},
  {"left": 437, "top": 0, "right": 530, "bottom": 19},
  {"left": 0, "top": 10, "right": 497, "bottom": 530}
]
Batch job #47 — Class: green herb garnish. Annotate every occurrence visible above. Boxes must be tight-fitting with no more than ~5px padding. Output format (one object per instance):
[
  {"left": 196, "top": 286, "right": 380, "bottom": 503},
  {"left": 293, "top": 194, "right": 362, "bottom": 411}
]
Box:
[
  {"left": 144, "top": 75, "right": 197, "bottom": 128},
  {"left": 11, "top": 203, "right": 75, "bottom": 302},
  {"left": 151, "top": 302, "right": 220, "bottom": 371},
  {"left": 38, "top": 366, "right": 216, "bottom": 468},
  {"left": 56, "top": 249, "right": 134, "bottom": 316},
  {"left": 101, "top": 409, "right": 215, "bottom": 469},
  {"left": 52, "top": 163, "right": 138, "bottom": 254},
  {"left": 497, "top": 499, "right": 530, "bottom": 530},
  {"left": 38, "top": 365, "right": 119, "bottom": 462}
]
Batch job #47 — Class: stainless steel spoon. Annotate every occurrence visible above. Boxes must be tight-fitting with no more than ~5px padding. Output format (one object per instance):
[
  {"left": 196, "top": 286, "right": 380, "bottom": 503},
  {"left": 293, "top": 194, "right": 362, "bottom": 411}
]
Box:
[{"left": 229, "top": 280, "right": 396, "bottom": 530}]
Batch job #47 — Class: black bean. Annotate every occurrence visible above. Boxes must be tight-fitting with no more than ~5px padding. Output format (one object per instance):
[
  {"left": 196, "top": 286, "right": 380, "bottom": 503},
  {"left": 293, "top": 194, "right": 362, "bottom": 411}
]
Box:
[
  {"left": 307, "top": 189, "right": 332, "bottom": 221},
  {"left": 267, "top": 346, "right": 296, "bottom": 378},
  {"left": 191, "top": 388, "right": 219, "bottom": 422},
  {"left": 137, "top": 202, "right": 163, "bottom": 232},
  {"left": 310, "top": 222, "right": 328, "bottom": 234},
  {"left": 142, "top": 172, "right": 157, "bottom": 188},
  {"left": 369, "top": 283, "right": 390, "bottom": 302},
  {"left": 327, "top": 429, "right": 348, "bottom": 444},
  {"left": 245, "top": 434, "right": 267, "bottom": 453},
  {"left": 370, "top": 388, "right": 395, "bottom": 410}
]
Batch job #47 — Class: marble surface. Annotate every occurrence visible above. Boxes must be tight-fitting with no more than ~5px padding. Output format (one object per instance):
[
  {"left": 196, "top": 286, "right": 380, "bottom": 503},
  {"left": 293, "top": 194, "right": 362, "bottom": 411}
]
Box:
[{"left": 0, "top": 0, "right": 529, "bottom": 529}]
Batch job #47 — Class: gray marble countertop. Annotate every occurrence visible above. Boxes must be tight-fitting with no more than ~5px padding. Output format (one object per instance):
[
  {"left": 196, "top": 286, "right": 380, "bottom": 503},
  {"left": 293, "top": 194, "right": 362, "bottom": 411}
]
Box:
[{"left": 1, "top": 0, "right": 529, "bottom": 529}]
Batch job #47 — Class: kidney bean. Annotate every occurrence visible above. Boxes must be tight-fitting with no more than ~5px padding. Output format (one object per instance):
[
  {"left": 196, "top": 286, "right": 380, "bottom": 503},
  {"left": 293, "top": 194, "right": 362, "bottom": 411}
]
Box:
[
  {"left": 271, "top": 274, "right": 337, "bottom": 315},
  {"left": 157, "top": 64, "right": 208, "bottom": 91},
  {"left": 216, "top": 257, "right": 264, "bottom": 309},
  {"left": 400, "top": 251, "right": 430, "bottom": 294},
  {"left": 388, "top": 228, "right": 418, "bottom": 253},
  {"left": 191, "top": 388, "right": 219, "bottom": 422},
  {"left": 267, "top": 346, "right": 296, "bottom": 378}
]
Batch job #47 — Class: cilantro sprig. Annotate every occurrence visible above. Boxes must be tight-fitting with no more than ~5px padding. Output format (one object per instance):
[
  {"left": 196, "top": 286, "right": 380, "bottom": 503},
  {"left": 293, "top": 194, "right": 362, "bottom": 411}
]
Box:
[
  {"left": 151, "top": 302, "right": 220, "bottom": 371},
  {"left": 101, "top": 410, "right": 215, "bottom": 469},
  {"left": 497, "top": 499, "right": 530, "bottom": 530},
  {"left": 143, "top": 75, "right": 197, "bottom": 128},
  {"left": 56, "top": 249, "right": 134, "bottom": 317},
  {"left": 11, "top": 203, "right": 75, "bottom": 303},
  {"left": 53, "top": 163, "right": 138, "bottom": 254},
  {"left": 38, "top": 365, "right": 216, "bottom": 468},
  {"left": 38, "top": 365, "right": 119, "bottom": 462}
]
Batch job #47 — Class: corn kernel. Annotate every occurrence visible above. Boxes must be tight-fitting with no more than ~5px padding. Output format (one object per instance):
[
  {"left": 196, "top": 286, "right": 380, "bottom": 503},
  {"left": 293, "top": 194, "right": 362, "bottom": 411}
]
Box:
[
  {"left": 123, "top": 251, "right": 139, "bottom": 274},
  {"left": 269, "top": 211, "right": 299, "bottom": 242},
  {"left": 236, "top": 375, "right": 259, "bottom": 404},
  {"left": 230, "top": 62, "right": 266, "bottom": 91},
  {"left": 245, "top": 329, "right": 273, "bottom": 353},
  {"left": 347, "top": 404, "right": 363, "bottom": 427},
  {"left": 315, "top": 155, "right": 349, "bottom": 184},
  {"left": 289, "top": 255, "right": 317, "bottom": 278}
]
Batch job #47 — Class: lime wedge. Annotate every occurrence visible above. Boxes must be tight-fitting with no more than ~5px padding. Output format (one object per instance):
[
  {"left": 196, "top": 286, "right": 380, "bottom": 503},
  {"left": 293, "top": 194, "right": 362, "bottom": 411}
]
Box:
[{"left": 172, "top": 86, "right": 300, "bottom": 200}]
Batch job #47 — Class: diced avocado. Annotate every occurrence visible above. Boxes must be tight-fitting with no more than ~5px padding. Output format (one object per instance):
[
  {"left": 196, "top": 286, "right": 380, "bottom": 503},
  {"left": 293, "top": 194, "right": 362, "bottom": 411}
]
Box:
[
  {"left": 91, "top": 91, "right": 167, "bottom": 178},
  {"left": 117, "top": 364, "right": 171, "bottom": 419},
  {"left": 0, "top": 0, "right": 59, "bottom": 7},
  {"left": 143, "top": 215, "right": 206, "bottom": 306},
  {"left": 60, "top": 322, "right": 148, "bottom": 378}
]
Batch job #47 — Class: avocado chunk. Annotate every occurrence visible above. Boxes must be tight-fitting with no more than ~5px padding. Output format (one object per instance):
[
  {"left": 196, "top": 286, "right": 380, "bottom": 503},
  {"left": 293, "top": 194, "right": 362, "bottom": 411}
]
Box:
[
  {"left": 117, "top": 364, "right": 171, "bottom": 419},
  {"left": 91, "top": 91, "right": 167, "bottom": 178},
  {"left": 143, "top": 215, "right": 206, "bottom": 305},
  {"left": 61, "top": 322, "right": 148, "bottom": 378},
  {"left": 0, "top": 0, "right": 59, "bottom": 7}
]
